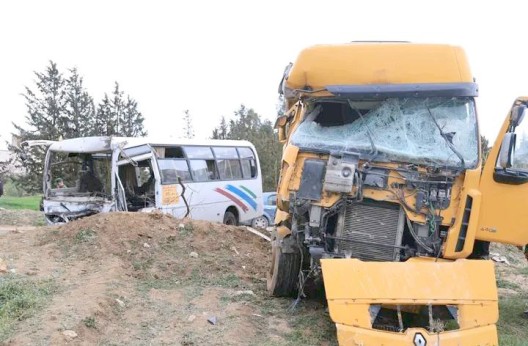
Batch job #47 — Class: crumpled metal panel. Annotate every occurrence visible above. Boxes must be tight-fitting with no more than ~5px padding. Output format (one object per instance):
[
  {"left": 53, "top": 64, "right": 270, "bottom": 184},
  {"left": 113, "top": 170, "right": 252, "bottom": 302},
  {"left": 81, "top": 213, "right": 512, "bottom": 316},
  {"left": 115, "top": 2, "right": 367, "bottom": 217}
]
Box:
[{"left": 321, "top": 258, "right": 498, "bottom": 333}]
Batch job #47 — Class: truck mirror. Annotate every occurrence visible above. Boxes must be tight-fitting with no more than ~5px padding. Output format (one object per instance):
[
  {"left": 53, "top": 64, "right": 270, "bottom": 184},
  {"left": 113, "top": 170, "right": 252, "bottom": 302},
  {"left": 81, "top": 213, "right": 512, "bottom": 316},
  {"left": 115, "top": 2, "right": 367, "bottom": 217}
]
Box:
[
  {"left": 277, "top": 128, "right": 286, "bottom": 143},
  {"left": 274, "top": 115, "right": 289, "bottom": 143},
  {"left": 498, "top": 132, "right": 516, "bottom": 168},
  {"left": 274, "top": 115, "right": 288, "bottom": 129},
  {"left": 511, "top": 105, "right": 526, "bottom": 127},
  {"left": 277, "top": 62, "right": 293, "bottom": 94}
]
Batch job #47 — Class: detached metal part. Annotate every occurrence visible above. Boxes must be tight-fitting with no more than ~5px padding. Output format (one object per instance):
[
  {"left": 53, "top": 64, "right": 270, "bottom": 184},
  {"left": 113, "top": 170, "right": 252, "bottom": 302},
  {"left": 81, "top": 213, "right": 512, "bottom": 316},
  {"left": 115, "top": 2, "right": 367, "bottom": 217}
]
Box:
[
  {"left": 297, "top": 159, "right": 326, "bottom": 200},
  {"left": 309, "top": 205, "right": 322, "bottom": 227},
  {"left": 323, "top": 152, "right": 359, "bottom": 193},
  {"left": 322, "top": 258, "right": 499, "bottom": 345},
  {"left": 43, "top": 196, "right": 114, "bottom": 224}
]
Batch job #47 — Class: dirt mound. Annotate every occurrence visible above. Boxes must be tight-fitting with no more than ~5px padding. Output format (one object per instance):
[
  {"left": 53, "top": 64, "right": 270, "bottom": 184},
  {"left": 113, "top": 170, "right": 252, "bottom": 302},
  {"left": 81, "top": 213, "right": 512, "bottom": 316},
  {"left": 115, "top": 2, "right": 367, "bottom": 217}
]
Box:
[
  {"left": 40, "top": 212, "right": 270, "bottom": 285},
  {"left": 1, "top": 212, "right": 313, "bottom": 346},
  {"left": 0, "top": 212, "right": 335, "bottom": 345}
]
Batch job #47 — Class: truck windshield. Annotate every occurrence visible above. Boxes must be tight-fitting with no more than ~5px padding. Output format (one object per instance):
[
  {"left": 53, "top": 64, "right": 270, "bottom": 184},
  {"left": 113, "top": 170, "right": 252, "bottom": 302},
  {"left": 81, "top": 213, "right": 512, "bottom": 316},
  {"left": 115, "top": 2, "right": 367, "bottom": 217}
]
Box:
[{"left": 290, "top": 97, "right": 479, "bottom": 168}]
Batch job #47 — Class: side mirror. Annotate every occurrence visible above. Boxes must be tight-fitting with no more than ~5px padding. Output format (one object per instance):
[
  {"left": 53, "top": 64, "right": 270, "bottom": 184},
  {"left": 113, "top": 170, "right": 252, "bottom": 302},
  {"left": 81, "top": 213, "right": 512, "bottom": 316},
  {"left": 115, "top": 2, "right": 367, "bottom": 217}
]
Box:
[
  {"left": 277, "top": 62, "right": 293, "bottom": 95},
  {"left": 498, "top": 132, "right": 516, "bottom": 168},
  {"left": 511, "top": 105, "right": 527, "bottom": 127}
]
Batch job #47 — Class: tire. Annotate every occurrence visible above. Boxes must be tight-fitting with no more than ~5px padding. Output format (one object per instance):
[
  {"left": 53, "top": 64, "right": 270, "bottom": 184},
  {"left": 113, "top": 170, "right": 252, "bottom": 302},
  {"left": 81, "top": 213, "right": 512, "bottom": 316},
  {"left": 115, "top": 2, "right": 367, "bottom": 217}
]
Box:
[
  {"left": 267, "top": 237, "right": 301, "bottom": 297},
  {"left": 251, "top": 215, "right": 269, "bottom": 229},
  {"left": 223, "top": 211, "right": 238, "bottom": 226}
]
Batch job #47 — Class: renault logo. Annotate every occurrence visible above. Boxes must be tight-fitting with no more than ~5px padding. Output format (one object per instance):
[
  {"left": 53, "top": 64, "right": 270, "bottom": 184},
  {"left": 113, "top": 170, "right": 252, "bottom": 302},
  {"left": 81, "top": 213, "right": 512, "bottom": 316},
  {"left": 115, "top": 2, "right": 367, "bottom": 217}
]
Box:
[{"left": 413, "top": 333, "right": 426, "bottom": 346}]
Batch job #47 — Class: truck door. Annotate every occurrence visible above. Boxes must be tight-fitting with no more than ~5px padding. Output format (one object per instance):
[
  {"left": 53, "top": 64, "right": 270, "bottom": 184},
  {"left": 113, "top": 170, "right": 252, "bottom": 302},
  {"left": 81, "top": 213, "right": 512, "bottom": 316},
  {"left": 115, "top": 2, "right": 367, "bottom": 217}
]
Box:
[{"left": 477, "top": 97, "right": 528, "bottom": 246}]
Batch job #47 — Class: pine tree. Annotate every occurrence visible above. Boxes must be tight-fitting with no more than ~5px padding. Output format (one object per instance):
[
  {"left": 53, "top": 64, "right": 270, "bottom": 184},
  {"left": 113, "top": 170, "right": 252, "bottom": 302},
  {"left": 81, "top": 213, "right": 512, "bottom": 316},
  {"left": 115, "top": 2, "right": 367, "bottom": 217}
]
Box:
[
  {"left": 11, "top": 61, "right": 67, "bottom": 193},
  {"left": 64, "top": 68, "right": 96, "bottom": 137},
  {"left": 13, "top": 64, "right": 148, "bottom": 194},
  {"left": 228, "top": 105, "right": 261, "bottom": 140},
  {"left": 211, "top": 105, "right": 282, "bottom": 191},
  {"left": 121, "top": 95, "right": 147, "bottom": 137},
  {"left": 111, "top": 82, "right": 125, "bottom": 135},
  {"left": 250, "top": 118, "right": 282, "bottom": 191},
  {"left": 14, "top": 61, "right": 66, "bottom": 142},
  {"left": 94, "top": 94, "right": 115, "bottom": 136},
  {"left": 93, "top": 83, "right": 147, "bottom": 137},
  {"left": 182, "top": 110, "right": 195, "bottom": 139},
  {"left": 212, "top": 116, "right": 229, "bottom": 139}
]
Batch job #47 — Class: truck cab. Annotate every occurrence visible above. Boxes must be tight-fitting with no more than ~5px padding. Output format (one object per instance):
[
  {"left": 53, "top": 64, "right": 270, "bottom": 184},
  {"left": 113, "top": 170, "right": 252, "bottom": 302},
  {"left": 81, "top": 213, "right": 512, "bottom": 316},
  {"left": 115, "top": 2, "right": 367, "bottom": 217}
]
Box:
[{"left": 270, "top": 43, "right": 528, "bottom": 345}]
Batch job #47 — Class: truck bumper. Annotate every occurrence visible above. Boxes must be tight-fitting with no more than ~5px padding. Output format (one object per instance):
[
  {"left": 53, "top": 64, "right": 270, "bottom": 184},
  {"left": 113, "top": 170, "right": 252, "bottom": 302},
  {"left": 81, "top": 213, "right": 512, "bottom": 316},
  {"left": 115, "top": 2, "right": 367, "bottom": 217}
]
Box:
[
  {"left": 321, "top": 258, "right": 499, "bottom": 346},
  {"left": 336, "top": 324, "right": 497, "bottom": 346}
]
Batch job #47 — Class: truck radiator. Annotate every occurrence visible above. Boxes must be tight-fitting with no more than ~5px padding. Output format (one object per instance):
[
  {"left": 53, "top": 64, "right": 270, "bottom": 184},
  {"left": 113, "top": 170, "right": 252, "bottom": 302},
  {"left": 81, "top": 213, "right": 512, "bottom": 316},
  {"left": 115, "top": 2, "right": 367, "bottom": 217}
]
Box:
[{"left": 335, "top": 200, "right": 405, "bottom": 261}]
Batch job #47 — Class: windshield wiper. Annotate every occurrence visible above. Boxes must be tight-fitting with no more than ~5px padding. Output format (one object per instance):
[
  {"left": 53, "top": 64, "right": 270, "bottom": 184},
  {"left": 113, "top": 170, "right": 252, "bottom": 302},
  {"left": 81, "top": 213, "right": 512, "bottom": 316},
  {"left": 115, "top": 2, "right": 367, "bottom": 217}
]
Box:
[
  {"left": 347, "top": 100, "right": 378, "bottom": 161},
  {"left": 425, "top": 105, "right": 465, "bottom": 168}
]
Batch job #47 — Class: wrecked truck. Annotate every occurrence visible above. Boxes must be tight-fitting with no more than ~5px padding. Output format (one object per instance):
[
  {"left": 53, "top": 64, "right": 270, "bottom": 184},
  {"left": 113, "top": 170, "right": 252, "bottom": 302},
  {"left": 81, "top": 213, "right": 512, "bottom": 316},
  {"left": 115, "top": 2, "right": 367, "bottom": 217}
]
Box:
[
  {"left": 269, "top": 42, "right": 528, "bottom": 345},
  {"left": 36, "top": 136, "right": 263, "bottom": 225}
]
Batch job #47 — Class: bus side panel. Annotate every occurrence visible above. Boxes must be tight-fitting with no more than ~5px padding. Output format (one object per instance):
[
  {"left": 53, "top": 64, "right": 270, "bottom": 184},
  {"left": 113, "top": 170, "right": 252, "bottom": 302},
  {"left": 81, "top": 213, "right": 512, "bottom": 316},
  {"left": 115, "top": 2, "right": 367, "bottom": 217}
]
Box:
[
  {"left": 152, "top": 142, "right": 263, "bottom": 224},
  {"left": 158, "top": 179, "right": 262, "bottom": 224}
]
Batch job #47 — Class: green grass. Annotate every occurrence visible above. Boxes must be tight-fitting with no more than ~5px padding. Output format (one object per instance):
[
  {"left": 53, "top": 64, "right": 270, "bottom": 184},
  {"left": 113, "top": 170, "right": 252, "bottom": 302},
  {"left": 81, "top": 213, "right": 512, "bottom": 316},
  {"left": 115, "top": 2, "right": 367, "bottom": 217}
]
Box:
[
  {"left": 132, "top": 258, "right": 154, "bottom": 271},
  {"left": 498, "top": 294, "right": 528, "bottom": 346},
  {"left": 82, "top": 316, "right": 97, "bottom": 329},
  {"left": 74, "top": 229, "right": 97, "bottom": 243},
  {"left": 497, "top": 279, "right": 521, "bottom": 291},
  {"left": 517, "top": 266, "right": 528, "bottom": 276},
  {"left": 0, "top": 195, "right": 41, "bottom": 211},
  {"left": 0, "top": 276, "right": 57, "bottom": 341},
  {"left": 257, "top": 300, "right": 337, "bottom": 346}
]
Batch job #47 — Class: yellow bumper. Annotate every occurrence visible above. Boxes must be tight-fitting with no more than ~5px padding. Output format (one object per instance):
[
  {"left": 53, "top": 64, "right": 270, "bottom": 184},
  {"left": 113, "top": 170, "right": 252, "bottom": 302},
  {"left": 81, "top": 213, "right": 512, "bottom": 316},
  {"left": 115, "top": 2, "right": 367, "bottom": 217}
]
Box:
[
  {"left": 336, "top": 324, "right": 497, "bottom": 346},
  {"left": 321, "top": 258, "right": 499, "bottom": 346}
]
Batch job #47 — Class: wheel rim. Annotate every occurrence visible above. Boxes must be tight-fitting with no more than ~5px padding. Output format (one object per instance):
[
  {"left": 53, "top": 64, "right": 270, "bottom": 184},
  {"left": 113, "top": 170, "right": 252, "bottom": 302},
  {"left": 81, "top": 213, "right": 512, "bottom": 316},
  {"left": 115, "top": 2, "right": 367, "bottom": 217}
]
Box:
[{"left": 252, "top": 216, "right": 268, "bottom": 229}]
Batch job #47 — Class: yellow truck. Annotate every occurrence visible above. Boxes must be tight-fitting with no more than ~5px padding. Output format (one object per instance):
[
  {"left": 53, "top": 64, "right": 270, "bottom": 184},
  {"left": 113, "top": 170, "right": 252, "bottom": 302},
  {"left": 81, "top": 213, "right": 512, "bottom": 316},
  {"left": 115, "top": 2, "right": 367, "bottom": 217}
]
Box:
[{"left": 269, "top": 42, "right": 528, "bottom": 345}]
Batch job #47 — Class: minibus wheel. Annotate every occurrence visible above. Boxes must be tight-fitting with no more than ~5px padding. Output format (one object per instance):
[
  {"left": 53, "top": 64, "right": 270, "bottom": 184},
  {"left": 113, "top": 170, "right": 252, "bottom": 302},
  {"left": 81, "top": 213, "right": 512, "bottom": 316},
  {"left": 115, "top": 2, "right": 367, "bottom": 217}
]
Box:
[{"left": 223, "top": 210, "right": 237, "bottom": 225}]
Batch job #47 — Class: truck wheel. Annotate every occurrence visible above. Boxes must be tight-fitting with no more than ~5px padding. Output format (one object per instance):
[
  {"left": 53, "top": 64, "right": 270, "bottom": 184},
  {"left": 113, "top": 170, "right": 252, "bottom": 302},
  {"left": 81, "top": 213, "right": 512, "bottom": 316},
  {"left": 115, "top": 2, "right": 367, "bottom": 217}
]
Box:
[
  {"left": 223, "top": 211, "right": 237, "bottom": 225},
  {"left": 267, "top": 237, "right": 301, "bottom": 297}
]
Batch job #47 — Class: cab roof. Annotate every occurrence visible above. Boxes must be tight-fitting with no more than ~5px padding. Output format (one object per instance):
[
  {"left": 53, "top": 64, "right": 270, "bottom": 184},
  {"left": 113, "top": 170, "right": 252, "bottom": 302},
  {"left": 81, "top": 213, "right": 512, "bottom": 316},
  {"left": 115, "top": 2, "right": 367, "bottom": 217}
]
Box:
[{"left": 284, "top": 43, "right": 474, "bottom": 93}]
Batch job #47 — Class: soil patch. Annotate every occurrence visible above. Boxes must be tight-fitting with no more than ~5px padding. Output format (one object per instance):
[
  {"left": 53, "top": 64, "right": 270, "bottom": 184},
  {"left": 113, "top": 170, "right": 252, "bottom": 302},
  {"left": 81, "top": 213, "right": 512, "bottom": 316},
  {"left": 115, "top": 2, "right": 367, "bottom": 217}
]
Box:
[
  {"left": 1, "top": 212, "right": 336, "bottom": 345},
  {"left": 0, "top": 209, "right": 45, "bottom": 227}
]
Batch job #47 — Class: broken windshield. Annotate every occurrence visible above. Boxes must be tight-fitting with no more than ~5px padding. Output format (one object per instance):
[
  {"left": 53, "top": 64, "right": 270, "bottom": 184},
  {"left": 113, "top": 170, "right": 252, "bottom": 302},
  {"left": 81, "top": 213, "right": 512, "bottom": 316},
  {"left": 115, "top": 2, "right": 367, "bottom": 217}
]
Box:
[
  {"left": 290, "top": 97, "right": 479, "bottom": 168},
  {"left": 47, "top": 151, "right": 112, "bottom": 197}
]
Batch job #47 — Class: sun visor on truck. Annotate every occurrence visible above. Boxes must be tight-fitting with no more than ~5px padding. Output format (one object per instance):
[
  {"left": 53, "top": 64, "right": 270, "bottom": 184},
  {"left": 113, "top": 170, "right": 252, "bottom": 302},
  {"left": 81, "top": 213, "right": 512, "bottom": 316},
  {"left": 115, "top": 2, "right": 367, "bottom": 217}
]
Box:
[{"left": 326, "top": 82, "right": 478, "bottom": 99}]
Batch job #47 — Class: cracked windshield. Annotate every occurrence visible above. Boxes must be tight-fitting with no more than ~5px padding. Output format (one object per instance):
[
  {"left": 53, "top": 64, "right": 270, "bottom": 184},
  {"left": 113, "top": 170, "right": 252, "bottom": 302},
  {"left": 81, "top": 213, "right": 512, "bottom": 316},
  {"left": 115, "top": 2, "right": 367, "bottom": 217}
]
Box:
[{"left": 291, "top": 97, "right": 479, "bottom": 168}]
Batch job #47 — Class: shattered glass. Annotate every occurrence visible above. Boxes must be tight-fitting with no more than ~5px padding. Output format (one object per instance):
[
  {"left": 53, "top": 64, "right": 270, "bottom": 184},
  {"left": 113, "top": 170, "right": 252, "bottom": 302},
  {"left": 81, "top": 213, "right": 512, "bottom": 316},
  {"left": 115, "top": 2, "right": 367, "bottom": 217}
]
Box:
[{"left": 290, "top": 98, "right": 479, "bottom": 168}]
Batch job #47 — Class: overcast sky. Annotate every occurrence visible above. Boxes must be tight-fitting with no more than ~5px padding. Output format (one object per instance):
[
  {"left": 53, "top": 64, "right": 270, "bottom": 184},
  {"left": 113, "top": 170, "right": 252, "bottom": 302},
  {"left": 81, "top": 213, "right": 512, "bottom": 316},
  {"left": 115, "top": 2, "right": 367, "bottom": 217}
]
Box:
[{"left": 1, "top": 0, "right": 527, "bottom": 150}]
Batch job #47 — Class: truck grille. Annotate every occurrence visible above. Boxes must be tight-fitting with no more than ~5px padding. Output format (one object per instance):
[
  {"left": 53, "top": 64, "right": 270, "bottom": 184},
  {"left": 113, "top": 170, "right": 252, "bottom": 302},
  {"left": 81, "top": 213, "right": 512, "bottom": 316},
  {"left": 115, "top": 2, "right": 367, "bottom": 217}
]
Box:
[{"left": 336, "top": 200, "right": 404, "bottom": 261}]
